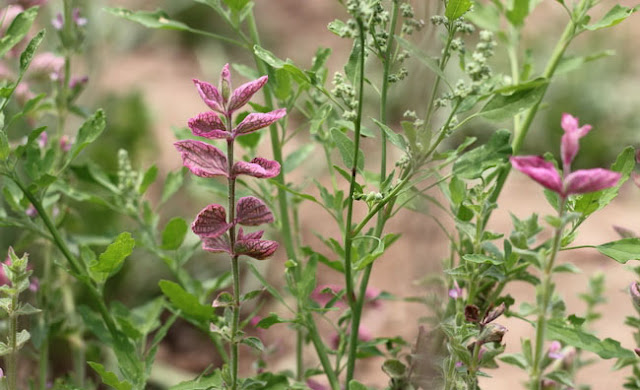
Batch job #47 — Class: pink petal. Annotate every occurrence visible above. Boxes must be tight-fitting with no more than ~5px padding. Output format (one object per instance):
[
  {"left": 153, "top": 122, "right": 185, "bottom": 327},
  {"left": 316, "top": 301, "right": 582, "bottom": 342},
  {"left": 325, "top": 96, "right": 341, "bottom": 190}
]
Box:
[
  {"left": 192, "top": 204, "right": 232, "bottom": 238},
  {"left": 174, "top": 140, "right": 229, "bottom": 178},
  {"left": 227, "top": 76, "right": 268, "bottom": 113},
  {"left": 188, "top": 112, "right": 229, "bottom": 139},
  {"left": 193, "top": 79, "right": 224, "bottom": 113},
  {"left": 220, "top": 63, "right": 232, "bottom": 104},
  {"left": 233, "top": 108, "right": 286, "bottom": 137},
  {"left": 202, "top": 235, "right": 232, "bottom": 254},
  {"left": 233, "top": 157, "right": 280, "bottom": 179},
  {"left": 236, "top": 196, "right": 274, "bottom": 226},
  {"left": 234, "top": 227, "right": 278, "bottom": 260},
  {"left": 510, "top": 156, "right": 563, "bottom": 194},
  {"left": 564, "top": 168, "right": 621, "bottom": 195},
  {"left": 561, "top": 113, "right": 579, "bottom": 133}
]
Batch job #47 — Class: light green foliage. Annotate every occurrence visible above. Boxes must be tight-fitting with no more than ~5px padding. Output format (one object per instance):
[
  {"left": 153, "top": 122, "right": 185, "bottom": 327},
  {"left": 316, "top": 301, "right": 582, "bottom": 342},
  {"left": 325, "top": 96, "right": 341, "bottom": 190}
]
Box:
[{"left": 90, "top": 232, "right": 135, "bottom": 283}]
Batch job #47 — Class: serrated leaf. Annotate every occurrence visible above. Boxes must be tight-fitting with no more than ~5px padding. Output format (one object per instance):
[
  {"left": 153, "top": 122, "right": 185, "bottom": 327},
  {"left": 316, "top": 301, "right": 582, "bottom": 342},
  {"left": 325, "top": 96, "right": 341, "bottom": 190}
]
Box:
[
  {"left": 597, "top": 238, "right": 640, "bottom": 264},
  {"left": 161, "top": 217, "right": 188, "bottom": 250},
  {"left": 158, "top": 280, "right": 213, "bottom": 323},
  {"left": 90, "top": 232, "right": 135, "bottom": 282}
]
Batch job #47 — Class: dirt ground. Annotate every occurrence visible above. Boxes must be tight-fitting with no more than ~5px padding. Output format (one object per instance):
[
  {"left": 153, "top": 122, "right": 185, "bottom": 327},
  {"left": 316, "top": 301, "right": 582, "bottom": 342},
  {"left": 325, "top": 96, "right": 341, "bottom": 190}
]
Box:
[{"left": 94, "top": 1, "right": 640, "bottom": 388}]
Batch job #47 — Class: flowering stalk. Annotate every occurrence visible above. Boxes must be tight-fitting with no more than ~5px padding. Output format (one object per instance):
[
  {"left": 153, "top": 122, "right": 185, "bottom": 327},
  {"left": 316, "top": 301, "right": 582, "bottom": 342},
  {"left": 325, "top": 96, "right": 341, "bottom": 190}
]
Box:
[
  {"left": 176, "top": 64, "right": 283, "bottom": 389},
  {"left": 510, "top": 114, "right": 620, "bottom": 390}
]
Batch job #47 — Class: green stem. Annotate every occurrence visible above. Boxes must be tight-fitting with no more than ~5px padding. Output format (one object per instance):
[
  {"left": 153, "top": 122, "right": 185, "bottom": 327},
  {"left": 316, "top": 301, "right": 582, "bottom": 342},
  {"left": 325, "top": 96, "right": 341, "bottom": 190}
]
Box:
[
  {"left": 483, "top": 19, "right": 576, "bottom": 229},
  {"left": 306, "top": 314, "right": 340, "bottom": 390},
  {"left": 7, "top": 294, "right": 17, "bottom": 390},
  {"left": 245, "top": 12, "right": 303, "bottom": 381},
  {"left": 344, "top": 17, "right": 366, "bottom": 385},
  {"left": 529, "top": 198, "right": 567, "bottom": 390},
  {"left": 424, "top": 27, "right": 456, "bottom": 127}
]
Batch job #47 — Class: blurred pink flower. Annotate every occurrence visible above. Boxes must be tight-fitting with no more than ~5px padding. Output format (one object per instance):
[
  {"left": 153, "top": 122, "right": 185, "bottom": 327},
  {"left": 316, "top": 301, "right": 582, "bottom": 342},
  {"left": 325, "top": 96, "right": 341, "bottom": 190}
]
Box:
[
  {"left": 330, "top": 325, "right": 372, "bottom": 350},
  {"left": 548, "top": 340, "right": 563, "bottom": 360},
  {"left": 448, "top": 280, "right": 463, "bottom": 299}
]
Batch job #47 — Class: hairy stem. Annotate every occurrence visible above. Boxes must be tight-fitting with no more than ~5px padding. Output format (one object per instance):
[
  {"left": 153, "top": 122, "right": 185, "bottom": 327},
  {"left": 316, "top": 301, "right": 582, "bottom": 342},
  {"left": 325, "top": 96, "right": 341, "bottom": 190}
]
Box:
[{"left": 7, "top": 294, "right": 18, "bottom": 390}]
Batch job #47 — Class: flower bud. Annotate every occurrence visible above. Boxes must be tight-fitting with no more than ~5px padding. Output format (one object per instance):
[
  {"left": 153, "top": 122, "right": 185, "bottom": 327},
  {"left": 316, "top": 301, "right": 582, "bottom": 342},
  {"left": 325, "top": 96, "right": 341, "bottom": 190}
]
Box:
[
  {"left": 482, "top": 302, "right": 505, "bottom": 325},
  {"left": 465, "top": 304, "right": 480, "bottom": 323},
  {"left": 478, "top": 323, "right": 507, "bottom": 344}
]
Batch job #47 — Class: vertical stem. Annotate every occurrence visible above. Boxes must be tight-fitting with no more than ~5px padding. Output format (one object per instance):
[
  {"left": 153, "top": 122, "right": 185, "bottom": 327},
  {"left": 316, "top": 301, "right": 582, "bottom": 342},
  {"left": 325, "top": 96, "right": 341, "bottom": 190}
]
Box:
[
  {"left": 245, "top": 12, "right": 304, "bottom": 381},
  {"left": 344, "top": 17, "right": 366, "bottom": 385},
  {"left": 225, "top": 111, "right": 240, "bottom": 390},
  {"left": 529, "top": 198, "right": 567, "bottom": 390},
  {"left": 7, "top": 295, "right": 17, "bottom": 390}
]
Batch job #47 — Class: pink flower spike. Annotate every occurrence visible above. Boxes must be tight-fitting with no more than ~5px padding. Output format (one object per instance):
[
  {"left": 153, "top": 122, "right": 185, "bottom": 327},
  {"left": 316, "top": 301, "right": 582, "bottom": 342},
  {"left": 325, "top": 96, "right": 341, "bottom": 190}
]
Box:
[
  {"left": 234, "top": 228, "right": 278, "bottom": 260},
  {"left": 564, "top": 168, "right": 621, "bottom": 195},
  {"left": 220, "top": 63, "right": 232, "bottom": 104},
  {"left": 202, "top": 235, "right": 232, "bottom": 254},
  {"left": 227, "top": 76, "right": 268, "bottom": 113},
  {"left": 193, "top": 79, "right": 224, "bottom": 113},
  {"left": 233, "top": 108, "right": 287, "bottom": 137},
  {"left": 233, "top": 157, "right": 280, "bottom": 179},
  {"left": 560, "top": 113, "right": 591, "bottom": 167},
  {"left": 188, "top": 112, "right": 229, "bottom": 139},
  {"left": 174, "top": 140, "right": 229, "bottom": 178},
  {"left": 236, "top": 196, "right": 274, "bottom": 226},
  {"left": 191, "top": 204, "right": 232, "bottom": 239},
  {"left": 510, "top": 156, "right": 563, "bottom": 194}
]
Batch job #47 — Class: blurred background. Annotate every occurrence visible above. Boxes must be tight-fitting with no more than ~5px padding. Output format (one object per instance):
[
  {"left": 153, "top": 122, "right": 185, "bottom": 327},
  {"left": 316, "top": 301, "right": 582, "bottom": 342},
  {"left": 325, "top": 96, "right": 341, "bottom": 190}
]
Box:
[{"left": 2, "top": 0, "right": 640, "bottom": 388}]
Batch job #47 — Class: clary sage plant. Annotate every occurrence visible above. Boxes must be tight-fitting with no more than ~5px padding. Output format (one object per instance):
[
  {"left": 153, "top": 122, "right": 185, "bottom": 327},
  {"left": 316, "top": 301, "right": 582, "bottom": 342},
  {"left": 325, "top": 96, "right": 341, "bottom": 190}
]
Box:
[{"left": 0, "top": 0, "right": 639, "bottom": 389}]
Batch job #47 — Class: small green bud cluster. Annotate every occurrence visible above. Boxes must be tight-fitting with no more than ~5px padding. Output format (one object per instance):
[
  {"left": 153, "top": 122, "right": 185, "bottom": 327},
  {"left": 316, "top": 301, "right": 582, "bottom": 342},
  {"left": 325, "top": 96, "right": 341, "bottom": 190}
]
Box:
[
  {"left": 430, "top": 15, "right": 474, "bottom": 34},
  {"left": 400, "top": 3, "right": 424, "bottom": 35},
  {"left": 117, "top": 149, "right": 139, "bottom": 211},
  {"left": 332, "top": 72, "right": 358, "bottom": 120},
  {"left": 403, "top": 110, "right": 424, "bottom": 130}
]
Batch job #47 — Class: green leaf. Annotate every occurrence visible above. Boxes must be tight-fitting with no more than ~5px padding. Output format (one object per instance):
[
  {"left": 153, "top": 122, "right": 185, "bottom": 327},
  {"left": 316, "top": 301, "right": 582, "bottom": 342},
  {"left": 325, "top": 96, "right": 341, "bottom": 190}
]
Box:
[
  {"left": 371, "top": 118, "right": 407, "bottom": 151},
  {"left": 381, "top": 359, "right": 406, "bottom": 379},
  {"left": 506, "top": 0, "right": 530, "bottom": 26},
  {"left": 256, "top": 313, "right": 291, "bottom": 329},
  {"left": 105, "top": 7, "right": 198, "bottom": 32},
  {"left": 69, "top": 109, "right": 107, "bottom": 161},
  {"left": 556, "top": 50, "right": 616, "bottom": 75},
  {"left": 499, "top": 353, "right": 527, "bottom": 369},
  {"left": 546, "top": 370, "right": 575, "bottom": 388},
  {"left": 223, "top": 0, "right": 250, "bottom": 12},
  {"left": 161, "top": 169, "right": 184, "bottom": 204},
  {"left": 90, "top": 232, "right": 135, "bottom": 282},
  {"left": 252, "top": 45, "right": 309, "bottom": 84},
  {"left": 88, "top": 362, "right": 133, "bottom": 390},
  {"left": 19, "top": 29, "right": 45, "bottom": 74},
  {"left": 546, "top": 319, "right": 634, "bottom": 359},
  {"left": 344, "top": 39, "right": 361, "bottom": 83},
  {"left": 331, "top": 128, "right": 364, "bottom": 172},
  {"left": 466, "top": 1, "right": 500, "bottom": 31},
  {"left": 0, "top": 129, "right": 9, "bottom": 160},
  {"left": 241, "top": 336, "right": 264, "bottom": 351},
  {"left": 161, "top": 217, "right": 188, "bottom": 250},
  {"left": 596, "top": 238, "right": 640, "bottom": 264},
  {"left": 284, "top": 143, "right": 315, "bottom": 173},
  {"left": 138, "top": 164, "right": 158, "bottom": 194},
  {"left": 0, "top": 7, "right": 38, "bottom": 58},
  {"left": 479, "top": 83, "right": 547, "bottom": 121},
  {"left": 169, "top": 371, "right": 222, "bottom": 390},
  {"left": 348, "top": 380, "right": 369, "bottom": 390},
  {"left": 574, "top": 146, "right": 634, "bottom": 217},
  {"left": 158, "top": 280, "right": 214, "bottom": 323},
  {"left": 395, "top": 36, "right": 449, "bottom": 86},
  {"left": 445, "top": 0, "right": 473, "bottom": 20},
  {"left": 463, "top": 254, "right": 503, "bottom": 265},
  {"left": 452, "top": 129, "right": 511, "bottom": 179},
  {"left": 585, "top": 4, "right": 638, "bottom": 31}
]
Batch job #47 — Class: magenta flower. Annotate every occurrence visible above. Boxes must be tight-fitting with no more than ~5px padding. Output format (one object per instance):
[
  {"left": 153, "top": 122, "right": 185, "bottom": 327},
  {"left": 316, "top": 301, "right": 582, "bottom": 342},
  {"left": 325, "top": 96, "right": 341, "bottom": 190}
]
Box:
[
  {"left": 510, "top": 114, "right": 620, "bottom": 198},
  {"left": 560, "top": 113, "right": 591, "bottom": 168}
]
